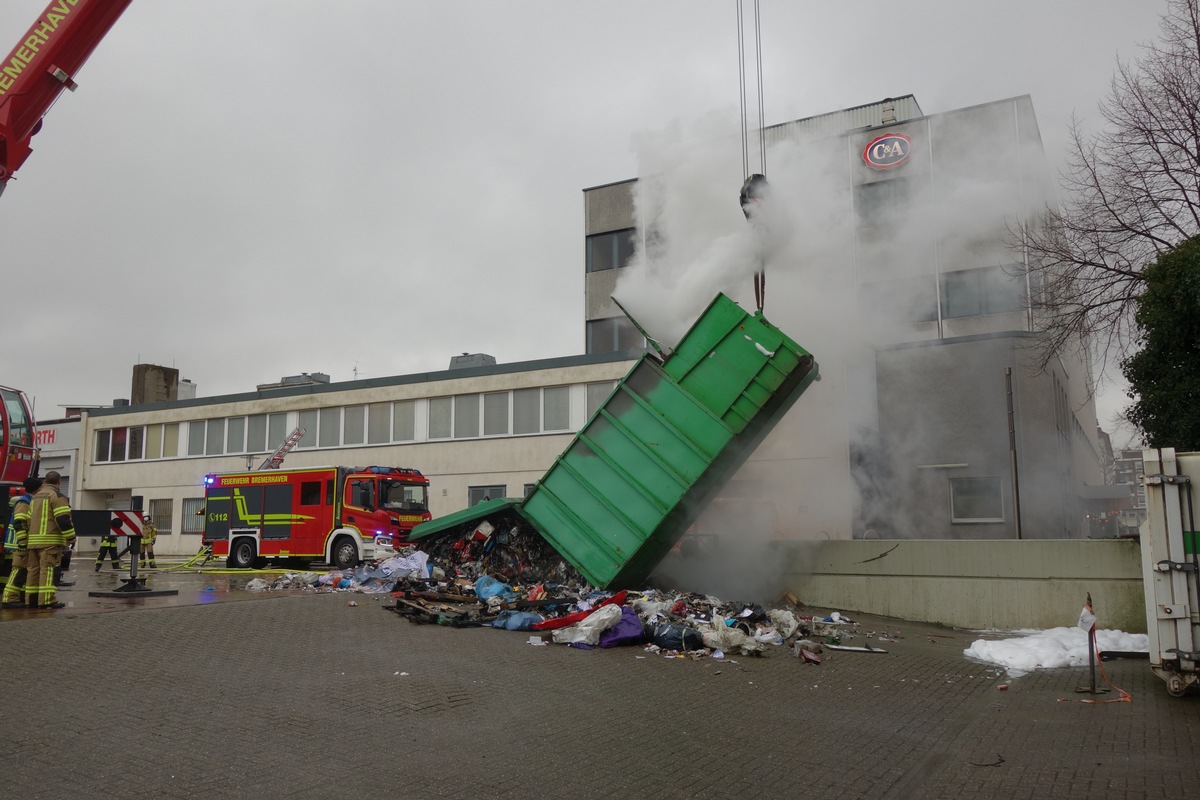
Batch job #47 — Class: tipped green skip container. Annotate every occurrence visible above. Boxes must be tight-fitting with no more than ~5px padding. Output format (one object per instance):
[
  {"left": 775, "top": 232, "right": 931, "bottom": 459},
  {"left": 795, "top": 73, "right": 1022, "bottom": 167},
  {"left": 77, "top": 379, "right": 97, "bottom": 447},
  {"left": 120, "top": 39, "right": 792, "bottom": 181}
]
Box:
[
  {"left": 412, "top": 292, "right": 818, "bottom": 589},
  {"left": 526, "top": 293, "right": 817, "bottom": 588}
]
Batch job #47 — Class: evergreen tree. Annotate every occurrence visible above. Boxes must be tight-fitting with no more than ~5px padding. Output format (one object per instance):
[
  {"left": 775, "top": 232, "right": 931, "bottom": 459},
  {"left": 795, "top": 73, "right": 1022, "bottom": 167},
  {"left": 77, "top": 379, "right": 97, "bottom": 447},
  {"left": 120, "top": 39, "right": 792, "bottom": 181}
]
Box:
[{"left": 1122, "top": 237, "right": 1200, "bottom": 448}]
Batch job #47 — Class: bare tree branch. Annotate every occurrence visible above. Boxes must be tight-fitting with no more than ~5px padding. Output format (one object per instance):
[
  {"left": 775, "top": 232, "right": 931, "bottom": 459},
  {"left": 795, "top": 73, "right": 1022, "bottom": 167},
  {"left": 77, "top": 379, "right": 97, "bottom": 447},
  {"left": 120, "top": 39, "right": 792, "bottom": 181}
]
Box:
[{"left": 1012, "top": 0, "right": 1200, "bottom": 372}]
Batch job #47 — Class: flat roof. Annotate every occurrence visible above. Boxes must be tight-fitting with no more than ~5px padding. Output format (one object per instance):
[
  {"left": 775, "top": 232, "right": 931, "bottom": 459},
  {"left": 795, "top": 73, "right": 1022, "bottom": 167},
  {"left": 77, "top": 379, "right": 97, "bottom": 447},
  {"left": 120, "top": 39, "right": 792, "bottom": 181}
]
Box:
[{"left": 88, "top": 350, "right": 637, "bottom": 418}]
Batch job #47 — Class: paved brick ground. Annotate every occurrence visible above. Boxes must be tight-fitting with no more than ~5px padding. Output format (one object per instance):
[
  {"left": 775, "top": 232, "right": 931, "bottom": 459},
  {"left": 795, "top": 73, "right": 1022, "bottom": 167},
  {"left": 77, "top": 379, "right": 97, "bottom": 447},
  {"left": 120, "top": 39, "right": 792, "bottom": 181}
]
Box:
[{"left": 2, "top": 569, "right": 1198, "bottom": 799}]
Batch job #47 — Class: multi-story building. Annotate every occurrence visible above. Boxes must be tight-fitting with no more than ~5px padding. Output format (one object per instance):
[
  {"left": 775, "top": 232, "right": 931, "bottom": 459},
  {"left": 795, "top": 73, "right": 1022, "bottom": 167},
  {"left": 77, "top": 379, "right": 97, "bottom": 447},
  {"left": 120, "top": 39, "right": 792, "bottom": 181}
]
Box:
[
  {"left": 584, "top": 94, "right": 1106, "bottom": 539},
  {"left": 78, "top": 354, "right": 631, "bottom": 557},
  {"left": 1113, "top": 448, "right": 1148, "bottom": 535}
]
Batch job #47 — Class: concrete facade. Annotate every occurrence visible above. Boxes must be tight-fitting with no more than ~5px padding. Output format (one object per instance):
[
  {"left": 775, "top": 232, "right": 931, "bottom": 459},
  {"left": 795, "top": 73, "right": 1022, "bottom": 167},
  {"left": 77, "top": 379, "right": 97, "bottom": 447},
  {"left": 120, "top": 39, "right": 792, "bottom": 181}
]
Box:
[{"left": 582, "top": 94, "right": 1105, "bottom": 540}]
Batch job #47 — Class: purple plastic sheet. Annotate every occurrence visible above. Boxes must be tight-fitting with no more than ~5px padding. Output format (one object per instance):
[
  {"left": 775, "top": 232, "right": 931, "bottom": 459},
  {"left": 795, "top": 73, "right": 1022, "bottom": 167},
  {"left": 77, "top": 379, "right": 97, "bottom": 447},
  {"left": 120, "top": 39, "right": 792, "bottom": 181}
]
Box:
[{"left": 598, "top": 607, "right": 645, "bottom": 648}]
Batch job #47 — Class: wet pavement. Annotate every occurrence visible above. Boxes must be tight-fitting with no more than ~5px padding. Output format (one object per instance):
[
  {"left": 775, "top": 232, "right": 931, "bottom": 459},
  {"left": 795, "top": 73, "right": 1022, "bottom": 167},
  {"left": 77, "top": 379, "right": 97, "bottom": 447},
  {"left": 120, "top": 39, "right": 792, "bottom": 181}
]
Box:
[
  {"left": 3, "top": 562, "right": 1199, "bottom": 798},
  {"left": 1, "top": 559, "right": 290, "bottom": 617}
]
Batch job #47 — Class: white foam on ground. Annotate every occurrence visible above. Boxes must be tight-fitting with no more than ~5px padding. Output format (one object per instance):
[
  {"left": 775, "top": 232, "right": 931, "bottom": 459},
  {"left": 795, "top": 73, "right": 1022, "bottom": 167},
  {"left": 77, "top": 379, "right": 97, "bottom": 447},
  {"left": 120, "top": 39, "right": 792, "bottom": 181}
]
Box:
[{"left": 964, "top": 627, "right": 1149, "bottom": 678}]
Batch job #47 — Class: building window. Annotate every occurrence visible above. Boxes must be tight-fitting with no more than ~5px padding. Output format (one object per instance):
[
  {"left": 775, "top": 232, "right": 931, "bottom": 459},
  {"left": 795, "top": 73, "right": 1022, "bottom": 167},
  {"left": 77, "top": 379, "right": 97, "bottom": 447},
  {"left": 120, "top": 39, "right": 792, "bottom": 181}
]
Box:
[
  {"left": 344, "top": 405, "right": 366, "bottom": 445},
  {"left": 149, "top": 499, "right": 173, "bottom": 534},
  {"left": 110, "top": 428, "right": 128, "bottom": 462},
  {"left": 586, "top": 317, "right": 646, "bottom": 354},
  {"left": 97, "top": 427, "right": 153, "bottom": 461},
  {"left": 246, "top": 413, "right": 290, "bottom": 453},
  {"left": 469, "top": 485, "right": 506, "bottom": 506},
  {"left": 267, "top": 414, "right": 288, "bottom": 453},
  {"left": 187, "top": 421, "right": 205, "bottom": 456},
  {"left": 146, "top": 425, "right": 162, "bottom": 460},
  {"left": 586, "top": 382, "right": 614, "bottom": 418},
  {"left": 227, "top": 417, "right": 245, "bottom": 453},
  {"left": 368, "top": 403, "right": 392, "bottom": 443},
  {"left": 95, "top": 430, "right": 111, "bottom": 462},
  {"left": 392, "top": 401, "right": 415, "bottom": 442},
  {"left": 853, "top": 177, "right": 912, "bottom": 228},
  {"left": 859, "top": 275, "right": 938, "bottom": 323},
  {"left": 544, "top": 386, "right": 569, "bottom": 431},
  {"left": 950, "top": 477, "right": 1004, "bottom": 523},
  {"left": 296, "top": 410, "right": 318, "bottom": 448},
  {"left": 128, "top": 427, "right": 144, "bottom": 460},
  {"left": 483, "top": 392, "right": 509, "bottom": 436},
  {"left": 205, "top": 418, "right": 225, "bottom": 455},
  {"left": 585, "top": 228, "right": 636, "bottom": 272},
  {"left": 319, "top": 407, "right": 341, "bottom": 448},
  {"left": 513, "top": 388, "right": 539, "bottom": 435},
  {"left": 163, "top": 423, "right": 179, "bottom": 458},
  {"left": 428, "top": 397, "right": 452, "bottom": 439},
  {"left": 524, "top": 483, "right": 536, "bottom": 498},
  {"left": 181, "top": 498, "right": 205, "bottom": 534},
  {"left": 247, "top": 414, "right": 268, "bottom": 452},
  {"left": 454, "top": 394, "right": 480, "bottom": 439},
  {"left": 941, "top": 265, "right": 1024, "bottom": 319}
]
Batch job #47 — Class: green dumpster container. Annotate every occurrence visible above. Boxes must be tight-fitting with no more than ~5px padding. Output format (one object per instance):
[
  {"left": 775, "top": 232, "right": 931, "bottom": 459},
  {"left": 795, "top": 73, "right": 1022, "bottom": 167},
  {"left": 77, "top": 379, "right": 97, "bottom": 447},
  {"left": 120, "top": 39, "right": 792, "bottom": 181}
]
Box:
[{"left": 520, "top": 293, "right": 817, "bottom": 588}]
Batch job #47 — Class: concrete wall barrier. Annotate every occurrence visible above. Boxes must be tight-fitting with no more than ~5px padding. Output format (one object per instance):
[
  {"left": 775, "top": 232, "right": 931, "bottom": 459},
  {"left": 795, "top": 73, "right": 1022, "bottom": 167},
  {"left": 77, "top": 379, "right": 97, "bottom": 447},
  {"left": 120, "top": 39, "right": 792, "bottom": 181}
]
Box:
[{"left": 784, "top": 539, "right": 1146, "bottom": 632}]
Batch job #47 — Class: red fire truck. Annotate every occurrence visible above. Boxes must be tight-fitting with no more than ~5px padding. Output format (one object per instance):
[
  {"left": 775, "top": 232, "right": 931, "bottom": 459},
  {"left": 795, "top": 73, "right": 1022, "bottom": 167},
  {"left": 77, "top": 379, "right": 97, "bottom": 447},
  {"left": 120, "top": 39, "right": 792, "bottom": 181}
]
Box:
[
  {"left": 202, "top": 466, "right": 431, "bottom": 570},
  {"left": 1, "top": 384, "right": 38, "bottom": 488}
]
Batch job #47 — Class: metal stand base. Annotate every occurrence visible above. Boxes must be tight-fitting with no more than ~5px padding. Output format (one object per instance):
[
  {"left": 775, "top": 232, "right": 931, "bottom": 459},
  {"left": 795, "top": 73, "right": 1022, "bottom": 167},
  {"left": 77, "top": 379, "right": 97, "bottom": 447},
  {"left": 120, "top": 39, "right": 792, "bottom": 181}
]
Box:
[
  {"left": 88, "top": 580, "right": 178, "bottom": 599},
  {"left": 1075, "top": 617, "right": 1109, "bottom": 694},
  {"left": 87, "top": 534, "right": 178, "bottom": 599}
]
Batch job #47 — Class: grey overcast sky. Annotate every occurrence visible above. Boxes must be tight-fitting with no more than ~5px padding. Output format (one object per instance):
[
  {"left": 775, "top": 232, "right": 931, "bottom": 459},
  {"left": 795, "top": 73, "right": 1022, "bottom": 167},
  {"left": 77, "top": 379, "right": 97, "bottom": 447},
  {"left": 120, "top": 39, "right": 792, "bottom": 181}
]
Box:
[{"left": 0, "top": 0, "right": 1164, "bottom": 437}]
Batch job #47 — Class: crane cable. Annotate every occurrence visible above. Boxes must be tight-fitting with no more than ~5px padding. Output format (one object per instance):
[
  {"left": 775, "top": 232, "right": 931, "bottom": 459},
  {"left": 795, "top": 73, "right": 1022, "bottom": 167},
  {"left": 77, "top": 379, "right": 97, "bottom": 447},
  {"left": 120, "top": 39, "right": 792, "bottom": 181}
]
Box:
[{"left": 737, "top": 0, "right": 768, "bottom": 312}]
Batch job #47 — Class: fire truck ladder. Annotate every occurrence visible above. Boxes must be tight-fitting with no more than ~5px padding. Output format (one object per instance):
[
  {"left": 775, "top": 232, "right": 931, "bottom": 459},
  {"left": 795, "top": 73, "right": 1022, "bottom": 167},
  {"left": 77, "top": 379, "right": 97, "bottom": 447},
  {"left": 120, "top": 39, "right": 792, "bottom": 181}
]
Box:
[{"left": 258, "top": 427, "right": 306, "bottom": 470}]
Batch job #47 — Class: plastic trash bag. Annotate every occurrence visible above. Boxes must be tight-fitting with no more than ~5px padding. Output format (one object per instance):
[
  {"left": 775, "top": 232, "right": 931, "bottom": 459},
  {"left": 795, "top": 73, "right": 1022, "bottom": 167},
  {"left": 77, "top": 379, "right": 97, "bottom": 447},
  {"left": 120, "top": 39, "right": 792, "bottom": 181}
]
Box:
[
  {"left": 651, "top": 621, "right": 705, "bottom": 652},
  {"left": 552, "top": 603, "right": 623, "bottom": 645},
  {"left": 701, "top": 615, "right": 763, "bottom": 655},
  {"left": 474, "top": 574, "right": 516, "bottom": 602},
  {"left": 768, "top": 609, "right": 801, "bottom": 639},
  {"left": 598, "top": 607, "right": 645, "bottom": 648},
  {"left": 491, "top": 610, "right": 545, "bottom": 631},
  {"left": 379, "top": 552, "right": 430, "bottom": 579},
  {"left": 753, "top": 626, "right": 784, "bottom": 646}
]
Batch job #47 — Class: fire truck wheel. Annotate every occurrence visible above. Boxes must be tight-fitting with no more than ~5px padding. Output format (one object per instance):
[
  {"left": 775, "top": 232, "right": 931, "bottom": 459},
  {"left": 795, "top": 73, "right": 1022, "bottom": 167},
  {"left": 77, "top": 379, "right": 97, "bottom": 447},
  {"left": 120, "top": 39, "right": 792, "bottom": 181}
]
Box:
[
  {"left": 331, "top": 536, "right": 359, "bottom": 571},
  {"left": 228, "top": 539, "right": 257, "bottom": 570}
]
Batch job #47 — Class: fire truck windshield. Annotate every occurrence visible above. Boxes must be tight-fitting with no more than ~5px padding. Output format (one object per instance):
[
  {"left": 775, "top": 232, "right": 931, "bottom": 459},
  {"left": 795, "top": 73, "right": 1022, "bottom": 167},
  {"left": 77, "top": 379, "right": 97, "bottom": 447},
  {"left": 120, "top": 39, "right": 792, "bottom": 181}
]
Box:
[{"left": 380, "top": 480, "right": 428, "bottom": 513}]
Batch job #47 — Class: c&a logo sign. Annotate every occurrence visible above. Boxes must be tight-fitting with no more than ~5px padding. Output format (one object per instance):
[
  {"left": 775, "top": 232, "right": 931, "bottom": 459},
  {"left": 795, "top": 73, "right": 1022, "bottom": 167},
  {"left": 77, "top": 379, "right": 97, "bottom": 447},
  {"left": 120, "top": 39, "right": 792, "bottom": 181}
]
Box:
[{"left": 863, "top": 132, "right": 912, "bottom": 170}]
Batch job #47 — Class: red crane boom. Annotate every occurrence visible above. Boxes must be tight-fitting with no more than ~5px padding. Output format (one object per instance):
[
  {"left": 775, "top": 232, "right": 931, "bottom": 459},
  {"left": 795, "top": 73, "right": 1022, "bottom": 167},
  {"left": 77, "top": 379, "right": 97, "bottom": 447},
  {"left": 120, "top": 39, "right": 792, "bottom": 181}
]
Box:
[{"left": 0, "top": 0, "right": 133, "bottom": 195}]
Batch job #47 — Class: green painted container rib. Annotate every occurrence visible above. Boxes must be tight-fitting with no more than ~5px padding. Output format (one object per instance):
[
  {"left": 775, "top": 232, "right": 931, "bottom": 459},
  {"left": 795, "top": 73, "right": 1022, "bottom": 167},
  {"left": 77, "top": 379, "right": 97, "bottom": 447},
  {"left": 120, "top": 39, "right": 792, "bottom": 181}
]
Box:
[{"left": 520, "top": 293, "right": 818, "bottom": 588}]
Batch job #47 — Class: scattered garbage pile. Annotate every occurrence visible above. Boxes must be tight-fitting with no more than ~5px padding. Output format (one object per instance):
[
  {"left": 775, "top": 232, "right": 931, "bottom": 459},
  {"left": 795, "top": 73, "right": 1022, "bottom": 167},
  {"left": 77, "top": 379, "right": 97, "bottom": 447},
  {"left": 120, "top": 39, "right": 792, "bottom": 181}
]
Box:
[
  {"left": 415, "top": 512, "right": 588, "bottom": 588},
  {"left": 240, "top": 519, "right": 901, "bottom": 660},
  {"left": 388, "top": 577, "right": 895, "bottom": 661}
]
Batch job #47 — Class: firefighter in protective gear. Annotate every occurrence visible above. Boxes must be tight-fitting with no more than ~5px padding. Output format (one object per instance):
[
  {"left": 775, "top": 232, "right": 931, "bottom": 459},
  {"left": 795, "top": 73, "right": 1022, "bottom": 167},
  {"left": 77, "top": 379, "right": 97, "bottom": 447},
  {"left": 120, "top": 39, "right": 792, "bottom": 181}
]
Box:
[
  {"left": 2, "top": 477, "right": 41, "bottom": 608},
  {"left": 140, "top": 514, "right": 157, "bottom": 568},
  {"left": 25, "top": 471, "right": 75, "bottom": 609},
  {"left": 95, "top": 520, "right": 122, "bottom": 571},
  {"left": 2, "top": 487, "right": 19, "bottom": 574}
]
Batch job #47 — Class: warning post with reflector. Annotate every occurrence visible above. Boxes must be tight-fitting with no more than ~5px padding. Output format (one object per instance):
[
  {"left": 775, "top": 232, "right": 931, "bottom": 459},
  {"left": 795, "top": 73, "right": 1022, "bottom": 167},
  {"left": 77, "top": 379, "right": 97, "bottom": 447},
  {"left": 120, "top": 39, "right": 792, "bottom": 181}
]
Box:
[{"left": 88, "top": 511, "right": 177, "bottom": 598}]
